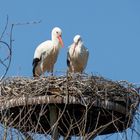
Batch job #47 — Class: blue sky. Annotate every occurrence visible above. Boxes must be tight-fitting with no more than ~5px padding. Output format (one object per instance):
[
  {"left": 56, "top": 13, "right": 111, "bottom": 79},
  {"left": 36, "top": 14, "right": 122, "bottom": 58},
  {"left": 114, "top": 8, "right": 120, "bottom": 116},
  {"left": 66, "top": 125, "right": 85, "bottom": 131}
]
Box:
[
  {"left": 0, "top": 0, "right": 140, "bottom": 139},
  {"left": 0, "top": 0, "right": 140, "bottom": 83}
]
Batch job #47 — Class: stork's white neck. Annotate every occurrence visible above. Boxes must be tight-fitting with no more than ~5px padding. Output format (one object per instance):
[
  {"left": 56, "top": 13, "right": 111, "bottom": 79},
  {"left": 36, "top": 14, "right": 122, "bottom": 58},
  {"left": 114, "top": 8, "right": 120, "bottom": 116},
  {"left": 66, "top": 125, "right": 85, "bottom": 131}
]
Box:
[{"left": 52, "top": 36, "right": 61, "bottom": 48}]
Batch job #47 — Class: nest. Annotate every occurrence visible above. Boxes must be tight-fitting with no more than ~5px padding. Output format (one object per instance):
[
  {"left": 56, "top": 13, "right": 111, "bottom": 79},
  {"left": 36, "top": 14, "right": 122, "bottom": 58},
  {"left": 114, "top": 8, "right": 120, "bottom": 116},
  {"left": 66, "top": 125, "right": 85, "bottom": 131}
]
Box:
[{"left": 0, "top": 74, "right": 139, "bottom": 138}]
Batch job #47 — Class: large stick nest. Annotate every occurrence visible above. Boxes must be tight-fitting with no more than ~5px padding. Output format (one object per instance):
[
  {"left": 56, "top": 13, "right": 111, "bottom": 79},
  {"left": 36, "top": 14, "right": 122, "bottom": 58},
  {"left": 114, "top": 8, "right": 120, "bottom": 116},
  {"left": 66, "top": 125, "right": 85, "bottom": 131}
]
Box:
[
  {"left": 0, "top": 74, "right": 139, "bottom": 137},
  {"left": 0, "top": 74, "right": 139, "bottom": 108}
]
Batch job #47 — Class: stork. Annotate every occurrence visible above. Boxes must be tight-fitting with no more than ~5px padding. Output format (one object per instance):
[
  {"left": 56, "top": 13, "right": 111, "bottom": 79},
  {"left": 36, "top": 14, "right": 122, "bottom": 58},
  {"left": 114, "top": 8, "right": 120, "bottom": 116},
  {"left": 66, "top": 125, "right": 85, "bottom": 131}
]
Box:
[
  {"left": 32, "top": 27, "right": 64, "bottom": 77},
  {"left": 67, "top": 35, "right": 89, "bottom": 74}
]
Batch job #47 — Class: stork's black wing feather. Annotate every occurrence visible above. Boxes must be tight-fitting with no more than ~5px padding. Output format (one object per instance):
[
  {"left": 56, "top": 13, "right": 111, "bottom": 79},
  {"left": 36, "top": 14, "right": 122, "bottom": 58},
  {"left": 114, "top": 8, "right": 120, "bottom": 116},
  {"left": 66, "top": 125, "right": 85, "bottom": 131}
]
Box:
[
  {"left": 32, "top": 58, "right": 40, "bottom": 77},
  {"left": 67, "top": 52, "right": 70, "bottom": 68}
]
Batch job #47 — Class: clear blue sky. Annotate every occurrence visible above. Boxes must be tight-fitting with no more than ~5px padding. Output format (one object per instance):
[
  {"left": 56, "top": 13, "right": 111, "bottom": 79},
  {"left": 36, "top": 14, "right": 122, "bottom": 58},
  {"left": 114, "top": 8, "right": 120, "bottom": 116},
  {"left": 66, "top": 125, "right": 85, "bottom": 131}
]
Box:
[{"left": 0, "top": 0, "right": 140, "bottom": 139}]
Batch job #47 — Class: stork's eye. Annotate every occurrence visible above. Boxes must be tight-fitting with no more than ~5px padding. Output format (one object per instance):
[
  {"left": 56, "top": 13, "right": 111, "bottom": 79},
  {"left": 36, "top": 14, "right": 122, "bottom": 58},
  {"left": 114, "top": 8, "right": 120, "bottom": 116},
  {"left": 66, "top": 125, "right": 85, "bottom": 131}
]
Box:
[{"left": 56, "top": 31, "right": 58, "bottom": 34}]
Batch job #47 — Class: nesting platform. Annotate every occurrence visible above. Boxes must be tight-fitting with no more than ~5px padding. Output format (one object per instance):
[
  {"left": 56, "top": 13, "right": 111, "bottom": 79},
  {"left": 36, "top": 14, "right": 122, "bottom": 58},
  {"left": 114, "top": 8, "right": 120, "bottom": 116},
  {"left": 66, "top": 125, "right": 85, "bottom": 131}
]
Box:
[{"left": 0, "top": 75, "right": 139, "bottom": 138}]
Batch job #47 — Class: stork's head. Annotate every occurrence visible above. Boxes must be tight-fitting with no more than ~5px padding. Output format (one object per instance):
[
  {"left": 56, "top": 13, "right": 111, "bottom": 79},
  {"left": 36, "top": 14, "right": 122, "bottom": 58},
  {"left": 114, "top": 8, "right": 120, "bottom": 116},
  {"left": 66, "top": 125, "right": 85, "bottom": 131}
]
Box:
[
  {"left": 72, "top": 35, "right": 82, "bottom": 56},
  {"left": 52, "top": 27, "right": 64, "bottom": 47},
  {"left": 73, "top": 35, "right": 82, "bottom": 45}
]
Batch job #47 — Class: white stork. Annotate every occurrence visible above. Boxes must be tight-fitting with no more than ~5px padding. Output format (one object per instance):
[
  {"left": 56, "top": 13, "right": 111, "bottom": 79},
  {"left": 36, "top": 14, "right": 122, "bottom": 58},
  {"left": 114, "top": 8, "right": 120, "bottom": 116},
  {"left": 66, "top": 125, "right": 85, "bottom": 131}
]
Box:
[
  {"left": 67, "top": 35, "right": 89, "bottom": 73},
  {"left": 32, "top": 27, "right": 64, "bottom": 77}
]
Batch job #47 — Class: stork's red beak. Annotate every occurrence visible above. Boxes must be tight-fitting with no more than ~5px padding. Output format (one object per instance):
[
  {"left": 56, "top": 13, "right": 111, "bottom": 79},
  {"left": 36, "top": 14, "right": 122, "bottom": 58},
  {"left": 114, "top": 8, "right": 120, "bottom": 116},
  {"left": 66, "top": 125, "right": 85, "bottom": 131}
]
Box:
[{"left": 57, "top": 35, "right": 64, "bottom": 47}]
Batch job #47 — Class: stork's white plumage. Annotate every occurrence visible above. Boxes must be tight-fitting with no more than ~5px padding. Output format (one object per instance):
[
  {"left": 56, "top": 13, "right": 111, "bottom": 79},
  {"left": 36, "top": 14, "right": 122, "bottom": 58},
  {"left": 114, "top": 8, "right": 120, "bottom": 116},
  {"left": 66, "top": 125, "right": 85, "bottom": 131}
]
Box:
[
  {"left": 32, "top": 27, "right": 64, "bottom": 77},
  {"left": 67, "top": 35, "right": 89, "bottom": 73}
]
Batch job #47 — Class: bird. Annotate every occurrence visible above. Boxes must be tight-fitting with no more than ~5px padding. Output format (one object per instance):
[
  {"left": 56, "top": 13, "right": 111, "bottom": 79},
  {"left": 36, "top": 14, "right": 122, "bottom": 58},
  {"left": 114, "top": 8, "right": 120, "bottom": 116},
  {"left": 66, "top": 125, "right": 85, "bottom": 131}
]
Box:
[
  {"left": 67, "top": 35, "right": 89, "bottom": 74},
  {"left": 32, "top": 27, "right": 64, "bottom": 77}
]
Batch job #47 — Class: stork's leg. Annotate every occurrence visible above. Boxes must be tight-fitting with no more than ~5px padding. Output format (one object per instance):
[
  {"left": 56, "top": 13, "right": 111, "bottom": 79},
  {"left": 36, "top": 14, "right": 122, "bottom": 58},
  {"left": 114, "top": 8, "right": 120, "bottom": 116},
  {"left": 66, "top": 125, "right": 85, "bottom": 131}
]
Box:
[
  {"left": 51, "top": 70, "right": 53, "bottom": 76},
  {"left": 40, "top": 63, "right": 47, "bottom": 78},
  {"left": 41, "top": 71, "right": 45, "bottom": 78},
  {"left": 40, "top": 63, "right": 44, "bottom": 77},
  {"left": 71, "top": 65, "right": 74, "bottom": 73},
  {"left": 66, "top": 68, "right": 69, "bottom": 77}
]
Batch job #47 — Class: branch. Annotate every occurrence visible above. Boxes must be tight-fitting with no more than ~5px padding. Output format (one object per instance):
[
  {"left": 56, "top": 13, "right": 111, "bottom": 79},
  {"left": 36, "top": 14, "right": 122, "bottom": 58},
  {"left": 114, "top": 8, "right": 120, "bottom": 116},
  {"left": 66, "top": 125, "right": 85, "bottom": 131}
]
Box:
[{"left": 0, "top": 17, "right": 41, "bottom": 82}]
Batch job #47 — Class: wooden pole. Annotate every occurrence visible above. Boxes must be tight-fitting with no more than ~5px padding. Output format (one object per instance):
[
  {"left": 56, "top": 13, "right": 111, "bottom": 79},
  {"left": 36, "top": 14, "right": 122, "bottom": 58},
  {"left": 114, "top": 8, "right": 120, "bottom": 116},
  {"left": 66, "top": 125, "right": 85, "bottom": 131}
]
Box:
[{"left": 49, "top": 104, "right": 59, "bottom": 140}]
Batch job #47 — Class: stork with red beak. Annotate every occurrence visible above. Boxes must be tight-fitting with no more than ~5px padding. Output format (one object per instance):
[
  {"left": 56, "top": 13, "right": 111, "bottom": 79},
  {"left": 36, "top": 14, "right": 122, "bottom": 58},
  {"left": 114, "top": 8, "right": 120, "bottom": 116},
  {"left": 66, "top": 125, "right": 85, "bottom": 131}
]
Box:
[
  {"left": 67, "top": 35, "right": 89, "bottom": 73},
  {"left": 32, "top": 27, "right": 64, "bottom": 77}
]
